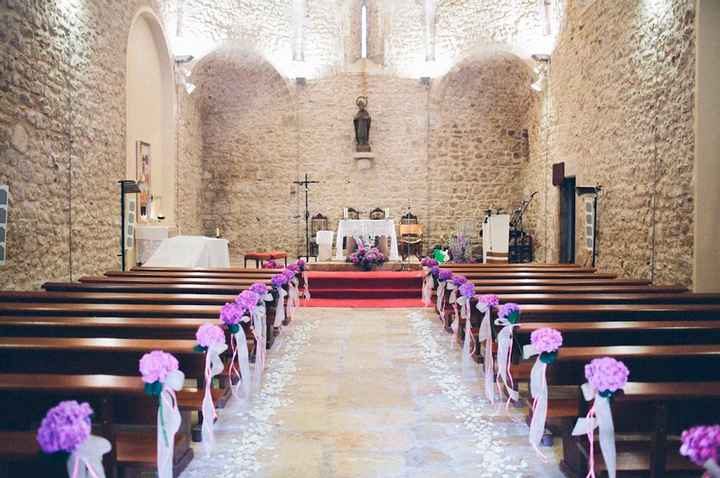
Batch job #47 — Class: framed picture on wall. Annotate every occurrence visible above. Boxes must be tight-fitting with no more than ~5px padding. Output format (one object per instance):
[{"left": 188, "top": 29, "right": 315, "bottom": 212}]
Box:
[{"left": 136, "top": 141, "right": 151, "bottom": 219}]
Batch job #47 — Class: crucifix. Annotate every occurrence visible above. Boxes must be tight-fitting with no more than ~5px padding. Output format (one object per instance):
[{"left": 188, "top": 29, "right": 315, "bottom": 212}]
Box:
[{"left": 293, "top": 174, "right": 320, "bottom": 261}]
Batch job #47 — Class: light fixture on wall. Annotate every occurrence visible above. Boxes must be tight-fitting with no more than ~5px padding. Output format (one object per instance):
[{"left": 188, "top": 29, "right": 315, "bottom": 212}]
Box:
[{"left": 530, "top": 53, "right": 551, "bottom": 92}]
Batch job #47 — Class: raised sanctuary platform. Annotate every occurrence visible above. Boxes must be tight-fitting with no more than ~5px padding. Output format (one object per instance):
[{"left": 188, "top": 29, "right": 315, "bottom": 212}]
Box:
[
  {"left": 307, "top": 260, "right": 421, "bottom": 272},
  {"left": 304, "top": 270, "right": 423, "bottom": 307}
]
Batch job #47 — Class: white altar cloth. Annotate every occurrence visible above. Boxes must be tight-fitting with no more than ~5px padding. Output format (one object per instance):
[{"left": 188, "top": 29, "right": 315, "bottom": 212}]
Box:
[
  {"left": 144, "top": 235, "right": 230, "bottom": 268},
  {"left": 334, "top": 219, "right": 400, "bottom": 261},
  {"left": 135, "top": 224, "right": 173, "bottom": 265}
]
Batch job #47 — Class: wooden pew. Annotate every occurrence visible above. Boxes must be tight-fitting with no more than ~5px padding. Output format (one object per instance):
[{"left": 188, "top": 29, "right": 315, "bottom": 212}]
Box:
[
  {"left": 107, "top": 270, "right": 276, "bottom": 279},
  {"left": 44, "top": 282, "right": 254, "bottom": 295},
  {"left": 492, "top": 292, "right": 720, "bottom": 304},
  {"left": 448, "top": 272, "right": 618, "bottom": 280},
  {"left": 472, "top": 285, "right": 687, "bottom": 295},
  {"left": 0, "top": 373, "right": 213, "bottom": 477},
  {"left": 0, "top": 290, "right": 239, "bottom": 305},
  {"left": 134, "top": 266, "right": 282, "bottom": 274}
]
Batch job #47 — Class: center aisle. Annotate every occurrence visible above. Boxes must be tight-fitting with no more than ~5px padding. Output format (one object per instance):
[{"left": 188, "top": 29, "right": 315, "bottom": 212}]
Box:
[{"left": 181, "top": 308, "right": 564, "bottom": 478}]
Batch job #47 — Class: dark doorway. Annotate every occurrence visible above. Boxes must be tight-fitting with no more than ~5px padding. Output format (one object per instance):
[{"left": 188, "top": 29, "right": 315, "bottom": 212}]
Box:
[{"left": 559, "top": 176, "right": 576, "bottom": 263}]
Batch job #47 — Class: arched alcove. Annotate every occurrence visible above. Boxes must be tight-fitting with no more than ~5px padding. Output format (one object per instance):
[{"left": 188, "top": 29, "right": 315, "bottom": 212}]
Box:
[
  {"left": 126, "top": 9, "right": 176, "bottom": 226},
  {"left": 192, "top": 47, "right": 298, "bottom": 257},
  {"left": 427, "top": 50, "right": 534, "bottom": 245}
]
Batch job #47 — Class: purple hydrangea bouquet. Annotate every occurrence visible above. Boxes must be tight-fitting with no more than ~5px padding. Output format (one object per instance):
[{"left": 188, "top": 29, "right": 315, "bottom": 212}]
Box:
[
  {"left": 262, "top": 259, "right": 280, "bottom": 269},
  {"left": 347, "top": 242, "right": 387, "bottom": 271},
  {"left": 37, "top": 400, "right": 94, "bottom": 456},
  {"left": 680, "top": 425, "right": 720, "bottom": 477}
]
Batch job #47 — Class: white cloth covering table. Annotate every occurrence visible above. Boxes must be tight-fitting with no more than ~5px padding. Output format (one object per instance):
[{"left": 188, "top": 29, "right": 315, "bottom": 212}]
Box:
[
  {"left": 144, "top": 235, "right": 230, "bottom": 268},
  {"left": 334, "top": 219, "right": 400, "bottom": 261},
  {"left": 135, "top": 224, "right": 173, "bottom": 265}
]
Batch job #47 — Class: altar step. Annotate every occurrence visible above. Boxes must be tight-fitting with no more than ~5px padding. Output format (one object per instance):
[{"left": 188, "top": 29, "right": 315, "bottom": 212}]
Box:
[
  {"left": 306, "top": 271, "right": 423, "bottom": 303},
  {"left": 310, "top": 288, "right": 420, "bottom": 299}
]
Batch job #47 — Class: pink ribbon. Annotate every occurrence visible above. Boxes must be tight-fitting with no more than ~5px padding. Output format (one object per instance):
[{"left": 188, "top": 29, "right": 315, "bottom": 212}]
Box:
[
  {"left": 71, "top": 457, "right": 101, "bottom": 478},
  {"left": 585, "top": 405, "right": 597, "bottom": 478}
]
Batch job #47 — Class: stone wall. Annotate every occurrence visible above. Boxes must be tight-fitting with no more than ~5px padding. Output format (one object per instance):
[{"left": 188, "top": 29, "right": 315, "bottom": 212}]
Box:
[
  {"left": 192, "top": 49, "right": 531, "bottom": 259},
  {"left": 176, "top": 87, "right": 204, "bottom": 236},
  {"left": 0, "top": 0, "right": 164, "bottom": 290},
  {"left": 523, "top": 0, "right": 696, "bottom": 285}
]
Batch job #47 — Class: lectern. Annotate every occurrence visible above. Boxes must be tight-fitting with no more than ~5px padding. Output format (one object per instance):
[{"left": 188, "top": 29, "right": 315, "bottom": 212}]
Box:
[{"left": 482, "top": 214, "right": 510, "bottom": 263}]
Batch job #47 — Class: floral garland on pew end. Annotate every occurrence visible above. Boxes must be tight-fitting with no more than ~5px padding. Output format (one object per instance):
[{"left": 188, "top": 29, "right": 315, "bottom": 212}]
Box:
[
  {"left": 139, "top": 350, "right": 185, "bottom": 478},
  {"left": 435, "top": 269, "right": 453, "bottom": 321},
  {"left": 495, "top": 302, "right": 521, "bottom": 406},
  {"left": 572, "top": 357, "right": 629, "bottom": 478},
  {"left": 284, "top": 265, "right": 302, "bottom": 320},
  {"left": 523, "top": 328, "right": 563, "bottom": 459},
  {"left": 475, "top": 293, "right": 499, "bottom": 402},
  {"left": 294, "top": 259, "right": 311, "bottom": 301},
  {"left": 220, "top": 300, "right": 253, "bottom": 399},
  {"left": 261, "top": 259, "right": 280, "bottom": 269},
  {"left": 271, "top": 272, "right": 290, "bottom": 328},
  {"left": 37, "top": 400, "right": 112, "bottom": 478},
  {"left": 420, "top": 257, "right": 438, "bottom": 307},
  {"left": 446, "top": 274, "right": 467, "bottom": 345},
  {"left": 194, "top": 324, "right": 227, "bottom": 456},
  {"left": 680, "top": 425, "right": 720, "bottom": 478},
  {"left": 249, "top": 282, "right": 273, "bottom": 384}
]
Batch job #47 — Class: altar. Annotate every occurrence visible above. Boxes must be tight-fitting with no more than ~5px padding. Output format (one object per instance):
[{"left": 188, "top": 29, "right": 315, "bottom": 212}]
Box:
[{"left": 334, "top": 219, "right": 401, "bottom": 261}]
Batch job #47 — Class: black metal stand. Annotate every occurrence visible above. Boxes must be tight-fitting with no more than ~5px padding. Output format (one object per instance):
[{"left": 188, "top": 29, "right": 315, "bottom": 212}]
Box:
[{"left": 293, "top": 174, "right": 320, "bottom": 261}]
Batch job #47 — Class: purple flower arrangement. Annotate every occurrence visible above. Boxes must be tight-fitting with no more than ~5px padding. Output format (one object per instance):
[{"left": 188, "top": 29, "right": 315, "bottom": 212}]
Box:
[
  {"left": 584, "top": 357, "right": 630, "bottom": 397},
  {"left": 262, "top": 259, "right": 279, "bottom": 269},
  {"left": 421, "top": 257, "right": 439, "bottom": 267},
  {"left": 236, "top": 290, "right": 261, "bottom": 314},
  {"left": 271, "top": 273, "right": 288, "bottom": 289},
  {"left": 220, "top": 302, "right": 246, "bottom": 334},
  {"left": 531, "top": 328, "right": 563, "bottom": 364},
  {"left": 448, "top": 233, "right": 471, "bottom": 263},
  {"left": 438, "top": 270, "right": 453, "bottom": 282},
  {"left": 680, "top": 425, "right": 720, "bottom": 467},
  {"left": 451, "top": 275, "right": 467, "bottom": 287},
  {"left": 139, "top": 350, "right": 180, "bottom": 395},
  {"left": 295, "top": 259, "right": 306, "bottom": 271},
  {"left": 478, "top": 294, "right": 499, "bottom": 309},
  {"left": 459, "top": 281, "right": 475, "bottom": 298},
  {"left": 195, "top": 324, "right": 225, "bottom": 351},
  {"left": 347, "top": 243, "right": 387, "bottom": 271},
  {"left": 498, "top": 302, "right": 521, "bottom": 324},
  {"left": 286, "top": 263, "right": 299, "bottom": 273},
  {"left": 249, "top": 282, "right": 268, "bottom": 296},
  {"left": 37, "top": 400, "right": 93, "bottom": 455}
]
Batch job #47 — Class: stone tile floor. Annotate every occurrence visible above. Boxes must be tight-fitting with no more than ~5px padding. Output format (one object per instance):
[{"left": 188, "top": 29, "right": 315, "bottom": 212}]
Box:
[{"left": 180, "top": 308, "right": 565, "bottom": 478}]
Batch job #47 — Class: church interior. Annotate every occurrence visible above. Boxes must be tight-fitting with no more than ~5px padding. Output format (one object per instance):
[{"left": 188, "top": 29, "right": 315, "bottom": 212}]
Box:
[{"left": 0, "top": 0, "right": 719, "bottom": 476}]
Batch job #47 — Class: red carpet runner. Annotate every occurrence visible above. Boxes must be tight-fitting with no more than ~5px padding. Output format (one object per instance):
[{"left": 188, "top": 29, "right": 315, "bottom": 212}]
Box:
[{"left": 303, "top": 271, "right": 423, "bottom": 308}]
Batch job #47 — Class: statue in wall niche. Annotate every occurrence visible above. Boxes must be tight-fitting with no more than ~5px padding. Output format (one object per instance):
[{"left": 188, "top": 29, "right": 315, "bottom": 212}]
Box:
[{"left": 354, "top": 96, "right": 371, "bottom": 152}]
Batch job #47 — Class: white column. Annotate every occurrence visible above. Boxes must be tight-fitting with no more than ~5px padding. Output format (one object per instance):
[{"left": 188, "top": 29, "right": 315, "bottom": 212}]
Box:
[{"left": 694, "top": 0, "right": 720, "bottom": 291}]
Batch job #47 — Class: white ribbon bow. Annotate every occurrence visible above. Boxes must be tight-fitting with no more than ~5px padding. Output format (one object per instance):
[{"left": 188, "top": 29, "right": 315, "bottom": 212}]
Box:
[
  {"left": 274, "top": 288, "right": 288, "bottom": 327},
  {"left": 302, "top": 271, "right": 311, "bottom": 301},
  {"left": 287, "top": 278, "right": 300, "bottom": 322},
  {"left": 421, "top": 268, "right": 433, "bottom": 307},
  {"left": 201, "top": 342, "right": 228, "bottom": 456},
  {"left": 252, "top": 293, "right": 273, "bottom": 386},
  {"left": 67, "top": 435, "right": 111, "bottom": 478},
  {"left": 157, "top": 369, "right": 185, "bottom": 478},
  {"left": 436, "top": 281, "right": 448, "bottom": 321},
  {"left": 232, "top": 322, "right": 252, "bottom": 398},
  {"left": 456, "top": 296, "right": 478, "bottom": 380},
  {"left": 523, "top": 344, "right": 549, "bottom": 457},
  {"left": 494, "top": 317, "right": 520, "bottom": 404},
  {"left": 572, "top": 383, "right": 618, "bottom": 478},
  {"left": 447, "top": 286, "right": 459, "bottom": 346},
  {"left": 704, "top": 460, "right": 720, "bottom": 478},
  {"left": 477, "top": 302, "right": 496, "bottom": 403}
]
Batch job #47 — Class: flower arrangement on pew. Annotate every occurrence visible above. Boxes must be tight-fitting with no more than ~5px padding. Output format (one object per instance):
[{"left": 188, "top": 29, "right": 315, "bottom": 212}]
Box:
[
  {"left": 195, "top": 324, "right": 228, "bottom": 455},
  {"left": 495, "top": 302, "right": 521, "bottom": 405},
  {"left": 280, "top": 267, "right": 301, "bottom": 322},
  {"left": 37, "top": 400, "right": 112, "bottom": 478},
  {"left": 221, "top": 299, "right": 253, "bottom": 398},
  {"left": 475, "top": 294, "right": 499, "bottom": 402},
  {"left": 294, "top": 259, "right": 311, "bottom": 300},
  {"left": 523, "top": 328, "right": 563, "bottom": 457},
  {"left": 680, "top": 425, "right": 720, "bottom": 477},
  {"left": 248, "top": 282, "right": 273, "bottom": 382},
  {"left": 446, "top": 274, "right": 467, "bottom": 341},
  {"left": 572, "top": 357, "right": 630, "bottom": 478},
  {"left": 347, "top": 242, "right": 387, "bottom": 271},
  {"left": 420, "top": 257, "right": 438, "bottom": 306},
  {"left": 271, "top": 272, "right": 290, "bottom": 329},
  {"left": 139, "top": 350, "right": 185, "bottom": 478},
  {"left": 262, "top": 259, "right": 280, "bottom": 269},
  {"left": 435, "top": 269, "right": 453, "bottom": 320}
]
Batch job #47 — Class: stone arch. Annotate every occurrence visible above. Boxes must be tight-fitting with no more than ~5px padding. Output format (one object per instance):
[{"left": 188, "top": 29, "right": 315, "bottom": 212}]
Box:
[
  {"left": 126, "top": 7, "right": 177, "bottom": 226},
  {"left": 425, "top": 48, "right": 534, "bottom": 245},
  {"left": 192, "top": 46, "right": 300, "bottom": 257}
]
